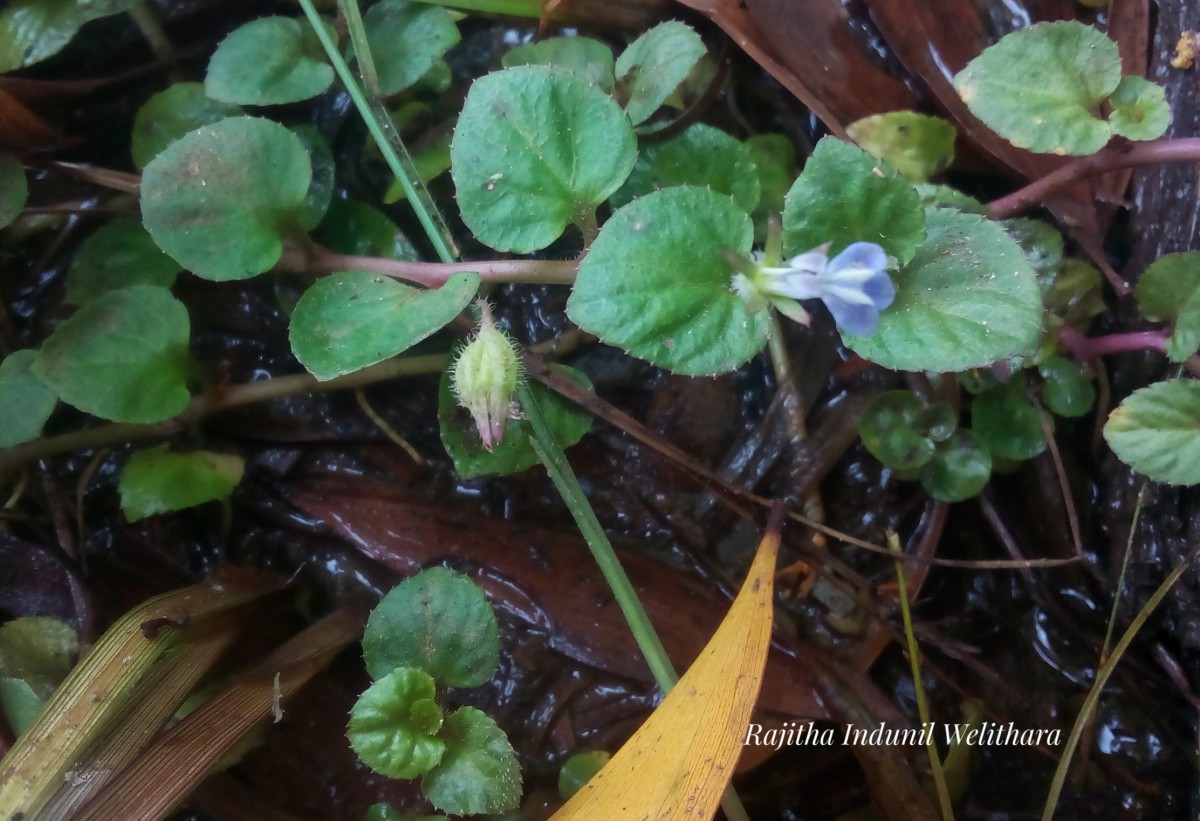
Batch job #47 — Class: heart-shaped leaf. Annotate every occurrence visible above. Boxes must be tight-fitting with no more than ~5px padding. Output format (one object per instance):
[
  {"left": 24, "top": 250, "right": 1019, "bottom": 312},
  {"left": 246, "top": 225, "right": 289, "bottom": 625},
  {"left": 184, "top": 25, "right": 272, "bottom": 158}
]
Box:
[
  {"left": 0, "top": 350, "right": 57, "bottom": 447},
  {"left": 568, "top": 186, "right": 767, "bottom": 376},
  {"left": 65, "top": 218, "right": 182, "bottom": 305},
  {"left": 451, "top": 65, "right": 636, "bottom": 253},
  {"left": 32, "top": 285, "right": 191, "bottom": 423},
  {"left": 366, "top": 0, "right": 460, "bottom": 95},
  {"left": 614, "top": 21, "right": 706, "bottom": 126},
  {"left": 363, "top": 567, "right": 499, "bottom": 687},
  {"left": 348, "top": 667, "right": 446, "bottom": 780},
  {"left": 205, "top": 16, "right": 334, "bottom": 105},
  {"left": 1134, "top": 252, "right": 1200, "bottom": 363},
  {"left": 783, "top": 136, "right": 925, "bottom": 265},
  {"left": 422, "top": 707, "right": 521, "bottom": 816},
  {"left": 1104, "top": 379, "right": 1200, "bottom": 486},
  {"left": 845, "top": 208, "right": 1042, "bottom": 372},
  {"left": 141, "top": 116, "right": 312, "bottom": 281}
]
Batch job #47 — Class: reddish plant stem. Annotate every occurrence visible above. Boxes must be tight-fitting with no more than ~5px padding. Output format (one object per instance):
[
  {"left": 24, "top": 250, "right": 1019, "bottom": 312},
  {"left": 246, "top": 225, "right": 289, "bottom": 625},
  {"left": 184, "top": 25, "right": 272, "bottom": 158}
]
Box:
[
  {"left": 987, "top": 138, "right": 1200, "bottom": 220},
  {"left": 1058, "top": 326, "right": 1168, "bottom": 362}
]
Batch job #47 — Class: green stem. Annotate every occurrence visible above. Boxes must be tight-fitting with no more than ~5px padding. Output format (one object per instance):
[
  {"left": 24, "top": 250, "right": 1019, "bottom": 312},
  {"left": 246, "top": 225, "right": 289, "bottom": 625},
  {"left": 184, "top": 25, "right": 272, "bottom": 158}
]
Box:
[
  {"left": 890, "top": 532, "right": 955, "bottom": 820},
  {"left": 126, "top": 2, "right": 173, "bottom": 61},
  {"left": 305, "top": 247, "right": 578, "bottom": 286},
  {"left": 298, "top": 0, "right": 457, "bottom": 264},
  {"left": 520, "top": 384, "right": 678, "bottom": 691},
  {"left": 0, "top": 354, "right": 448, "bottom": 481}
]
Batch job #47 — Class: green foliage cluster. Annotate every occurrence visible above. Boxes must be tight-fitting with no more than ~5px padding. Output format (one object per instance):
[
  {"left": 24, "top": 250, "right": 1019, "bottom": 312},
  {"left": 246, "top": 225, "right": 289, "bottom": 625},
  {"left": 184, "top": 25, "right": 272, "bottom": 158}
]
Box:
[{"left": 349, "top": 568, "right": 520, "bottom": 816}]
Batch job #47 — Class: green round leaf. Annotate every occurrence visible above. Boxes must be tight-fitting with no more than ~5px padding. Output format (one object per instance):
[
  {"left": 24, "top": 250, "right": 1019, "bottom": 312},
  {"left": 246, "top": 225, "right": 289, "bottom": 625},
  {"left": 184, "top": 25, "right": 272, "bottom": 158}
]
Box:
[
  {"left": 363, "top": 567, "right": 500, "bottom": 687},
  {"left": 367, "top": 0, "right": 460, "bottom": 96},
  {"left": 438, "top": 364, "right": 592, "bottom": 478},
  {"left": 558, "top": 750, "right": 610, "bottom": 800},
  {"left": 0, "top": 0, "right": 138, "bottom": 72},
  {"left": 503, "top": 36, "right": 614, "bottom": 92},
  {"left": 859, "top": 391, "right": 937, "bottom": 471},
  {"left": 118, "top": 445, "right": 245, "bottom": 522},
  {"left": 846, "top": 111, "right": 957, "bottom": 183},
  {"left": 0, "top": 151, "right": 27, "bottom": 228},
  {"left": 614, "top": 21, "right": 706, "bottom": 126},
  {"left": 422, "top": 707, "right": 521, "bottom": 816},
  {"left": 291, "top": 125, "right": 335, "bottom": 231},
  {"left": 915, "top": 401, "right": 958, "bottom": 443},
  {"left": 1134, "top": 252, "right": 1200, "bottom": 363},
  {"left": 953, "top": 21, "right": 1122, "bottom": 155},
  {"left": 451, "top": 65, "right": 637, "bottom": 253},
  {"left": 610, "top": 122, "right": 760, "bottom": 213},
  {"left": 205, "top": 16, "right": 333, "bottom": 105},
  {"left": 0, "top": 350, "right": 57, "bottom": 447},
  {"left": 568, "top": 186, "right": 767, "bottom": 376},
  {"left": 130, "top": 83, "right": 243, "bottom": 170},
  {"left": 921, "top": 430, "right": 992, "bottom": 502},
  {"left": 1039, "top": 356, "right": 1094, "bottom": 418},
  {"left": 1107, "top": 75, "right": 1171, "bottom": 142},
  {"left": 290, "top": 271, "right": 478, "bottom": 381},
  {"left": 1104, "top": 379, "right": 1200, "bottom": 486},
  {"left": 66, "top": 217, "right": 182, "bottom": 305},
  {"left": 32, "top": 285, "right": 191, "bottom": 423},
  {"left": 782, "top": 136, "right": 925, "bottom": 265},
  {"left": 313, "top": 197, "right": 419, "bottom": 260},
  {"left": 972, "top": 385, "right": 1047, "bottom": 461},
  {"left": 844, "top": 208, "right": 1042, "bottom": 372},
  {"left": 141, "top": 116, "right": 312, "bottom": 281},
  {"left": 348, "top": 666, "right": 446, "bottom": 779}
]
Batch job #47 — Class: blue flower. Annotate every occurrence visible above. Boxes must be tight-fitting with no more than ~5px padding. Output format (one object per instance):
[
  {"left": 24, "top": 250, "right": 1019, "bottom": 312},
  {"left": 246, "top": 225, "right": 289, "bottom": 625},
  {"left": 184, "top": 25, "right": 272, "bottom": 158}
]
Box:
[{"left": 738, "top": 242, "right": 896, "bottom": 336}]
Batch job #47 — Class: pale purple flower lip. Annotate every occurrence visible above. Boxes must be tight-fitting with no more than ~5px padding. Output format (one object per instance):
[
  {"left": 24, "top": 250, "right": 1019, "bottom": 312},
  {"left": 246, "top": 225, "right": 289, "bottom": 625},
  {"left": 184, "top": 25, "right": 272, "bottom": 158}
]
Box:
[{"left": 753, "top": 241, "right": 895, "bottom": 336}]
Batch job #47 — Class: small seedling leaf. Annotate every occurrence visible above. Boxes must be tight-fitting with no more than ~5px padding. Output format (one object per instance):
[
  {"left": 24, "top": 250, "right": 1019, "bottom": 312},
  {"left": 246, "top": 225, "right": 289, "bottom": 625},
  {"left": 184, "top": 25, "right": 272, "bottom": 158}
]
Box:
[
  {"left": 1039, "top": 356, "right": 1095, "bottom": 418},
  {"left": 953, "top": 21, "right": 1123, "bottom": 155},
  {"left": 33, "top": 285, "right": 191, "bottom": 423},
  {"left": 439, "top": 363, "right": 592, "bottom": 478},
  {"left": 65, "top": 217, "right": 182, "bottom": 305},
  {"left": 290, "top": 271, "right": 477, "bottom": 381},
  {"left": 141, "top": 116, "right": 312, "bottom": 281},
  {"left": 972, "top": 385, "right": 1047, "bottom": 461},
  {"left": 568, "top": 186, "right": 767, "bottom": 376},
  {"left": 348, "top": 666, "right": 446, "bottom": 779},
  {"left": 503, "top": 36, "right": 614, "bottom": 92},
  {"left": 845, "top": 208, "right": 1042, "bottom": 372},
  {"left": 615, "top": 21, "right": 707, "bottom": 126},
  {"left": 859, "top": 391, "right": 937, "bottom": 471},
  {"left": 921, "top": 430, "right": 992, "bottom": 502},
  {"left": 846, "top": 111, "right": 956, "bottom": 183},
  {"left": 118, "top": 445, "right": 245, "bottom": 522},
  {"left": 1104, "top": 379, "right": 1200, "bottom": 486},
  {"left": 1134, "top": 252, "right": 1200, "bottom": 363},
  {"left": 367, "top": 0, "right": 460, "bottom": 95},
  {"left": 0, "top": 350, "right": 58, "bottom": 447},
  {"left": 782, "top": 136, "right": 925, "bottom": 265},
  {"left": 1106, "top": 75, "right": 1171, "bottom": 142},
  {"left": 363, "top": 567, "right": 500, "bottom": 688},
  {"left": 423, "top": 707, "right": 521, "bottom": 816},
  {"left": 205, "top": 16, "right": 334, "bottom": 105},
  {"left": 130, "top": 83, "right": 243, "bottom": 170},
  {"left": 0, "top": 152, "right": 27, "bottom": 228},
  {"left": 611, "top": 122, "right": 760, "bottom": 213},
  {"left": 451, "top": 65, "right": 636, "bottom": 252}
]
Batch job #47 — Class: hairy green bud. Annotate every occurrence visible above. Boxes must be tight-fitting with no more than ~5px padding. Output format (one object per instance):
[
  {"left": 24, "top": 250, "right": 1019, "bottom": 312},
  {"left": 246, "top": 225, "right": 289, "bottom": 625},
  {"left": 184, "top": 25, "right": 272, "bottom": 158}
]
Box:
[{"left": 451, "top": 301, "right": 520, "bottom": 451}]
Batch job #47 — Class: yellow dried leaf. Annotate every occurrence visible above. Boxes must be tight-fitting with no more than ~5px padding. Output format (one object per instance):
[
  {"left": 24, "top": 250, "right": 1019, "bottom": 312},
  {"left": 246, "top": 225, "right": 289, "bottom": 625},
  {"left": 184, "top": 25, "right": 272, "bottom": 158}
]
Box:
[{"left": 552, "top": 511, "right": 782, "bottom": 820}]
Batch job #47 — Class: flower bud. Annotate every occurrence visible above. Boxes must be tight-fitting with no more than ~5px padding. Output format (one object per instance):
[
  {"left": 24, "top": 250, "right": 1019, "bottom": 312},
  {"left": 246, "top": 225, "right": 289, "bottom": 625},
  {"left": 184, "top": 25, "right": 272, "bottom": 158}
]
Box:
[{"left": 451, "top": 301, "right": 521, "bottom": 451}]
